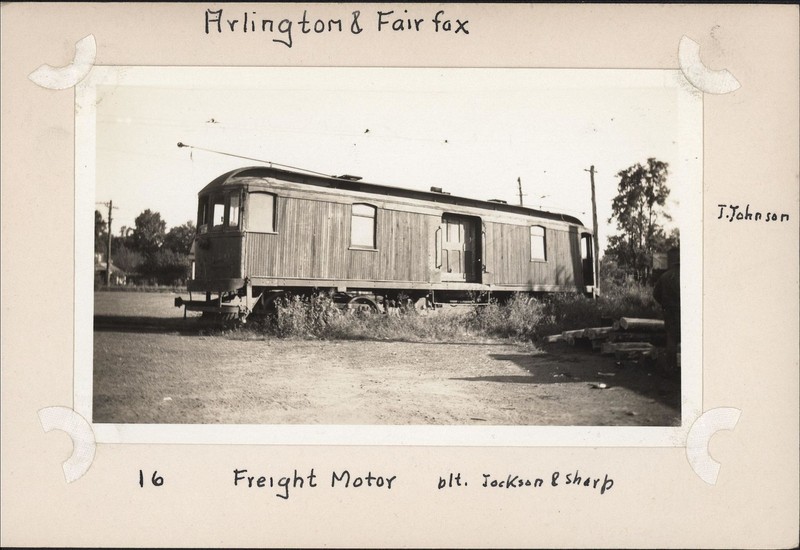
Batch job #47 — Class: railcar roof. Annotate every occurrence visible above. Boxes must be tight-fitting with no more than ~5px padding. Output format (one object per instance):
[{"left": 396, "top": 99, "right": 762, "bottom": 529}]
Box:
[{"left": 199, "top": 166, "right": 587, "bottom": 227}]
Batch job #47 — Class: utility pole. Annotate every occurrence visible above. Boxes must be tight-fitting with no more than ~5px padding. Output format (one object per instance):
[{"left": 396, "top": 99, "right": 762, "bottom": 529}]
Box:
[
  {"left": 97, "top": 200, "right": 118, "bottom": 286},
  {"left": 584, "top": 166, "right": 601, "bottom": 298},
  {"left": 517, "top": 177, "right": 525, "bottom": 206}
]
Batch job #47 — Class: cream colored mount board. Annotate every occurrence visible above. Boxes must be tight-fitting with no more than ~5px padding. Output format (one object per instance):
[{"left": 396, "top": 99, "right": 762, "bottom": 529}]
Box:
[{"left": 1, "top": 3, "right": 798, "bottom": 549}]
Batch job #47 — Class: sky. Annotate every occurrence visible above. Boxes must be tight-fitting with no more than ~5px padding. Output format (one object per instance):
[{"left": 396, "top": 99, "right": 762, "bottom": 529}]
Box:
[{"left": 91, "top": 67, "right": 700, "bottom": 253}]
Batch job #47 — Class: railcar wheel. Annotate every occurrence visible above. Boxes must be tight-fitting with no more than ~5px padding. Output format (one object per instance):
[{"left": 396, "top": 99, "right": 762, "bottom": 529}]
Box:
[
  {"left": 346, "top": 295, "right": 380, "bottom": 314},
  {"left": 251, "top": 291, "right": 289, "bottom": 317}
]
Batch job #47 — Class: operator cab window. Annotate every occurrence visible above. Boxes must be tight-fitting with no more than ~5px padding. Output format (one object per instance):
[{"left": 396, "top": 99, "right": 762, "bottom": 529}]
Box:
[
  {"left": 581, "top": 233, "right": 593, "bottom": 261},
  {"left": 197, "top": 199, "right": 209, "bottom": 234},
  {"left": 228, "top": 192, "right": 241, "bottom": 228},
  {"left": 211, "top": 196, "right": 225, "bottom": 229}
]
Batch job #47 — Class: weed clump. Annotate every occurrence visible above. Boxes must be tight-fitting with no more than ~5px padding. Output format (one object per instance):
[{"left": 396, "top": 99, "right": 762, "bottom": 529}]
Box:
[{"left": 271, "top": 293, "right": 343, "bottom": 338}]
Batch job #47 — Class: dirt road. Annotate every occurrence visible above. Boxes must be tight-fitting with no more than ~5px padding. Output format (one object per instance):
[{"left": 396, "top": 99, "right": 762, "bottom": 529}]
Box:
[{"left": 93, "top": 292, "right": 680, "bottom": 425}]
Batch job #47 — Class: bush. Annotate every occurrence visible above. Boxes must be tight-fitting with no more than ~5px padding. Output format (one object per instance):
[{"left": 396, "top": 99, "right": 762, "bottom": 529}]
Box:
[
  {"left": 531, "top": 281, "right": 662, "bottom": 336},
  {"left": 111, "top": 244, "right": 144, "bottom": 274},
  {"left": 539, "top": 293, "right": 602, "bottom": 336},
  {"left": 139, "top": 249, "right": 191, "bottom": 286},
  {"left": 597, "top": 279, "right": 662, "bottom": 321},
  {"left": 271, "top": 293, "right": 343, "bottom": 338},
  {"left": 468, "top": 295, "right": 547, "bottom": 340}
]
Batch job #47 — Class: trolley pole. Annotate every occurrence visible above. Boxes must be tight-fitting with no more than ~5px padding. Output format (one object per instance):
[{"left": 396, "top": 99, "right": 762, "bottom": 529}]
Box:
[{"left": 585, "top": 166, "right": 601, "bottom": 298}]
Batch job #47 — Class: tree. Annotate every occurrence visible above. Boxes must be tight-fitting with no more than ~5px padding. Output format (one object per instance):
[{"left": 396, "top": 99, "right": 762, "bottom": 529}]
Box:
[
  {"left": 605, "top": 158, "right": 671, "bottom": 282},
  {"left": 139, "top": 248, "right": 191, "bottom": 285},
  {"left": 94, "top": 210, "right": 107, "bottom": 255},
  {"left": 163, "top": 221, "right": 196, "bottom": 254},
  {"left": 657, "top": 227, "right": 680, "bottom": 251},
  {"left": 111, "top": 244, "right": 144, "bottom": 274},
  {"left": 131, "top": 209, "right": 166, "bottom": 255}
]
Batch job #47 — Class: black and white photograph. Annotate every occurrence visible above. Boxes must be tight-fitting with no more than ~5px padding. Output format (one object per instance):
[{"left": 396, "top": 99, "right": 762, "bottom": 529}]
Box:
[
  {"left": 80, "top": 67, "right": 701, "bottom": 437},
  {"left": 3, "top": 4, "right": 798, "bottom": 549}
]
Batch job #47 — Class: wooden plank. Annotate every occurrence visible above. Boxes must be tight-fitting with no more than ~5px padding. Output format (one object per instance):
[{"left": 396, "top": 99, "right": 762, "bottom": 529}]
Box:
[
  {"left": 584, "top": 326, "right": 614, "bottom": 339},
  {"left": 618, "top": 317, "right": 665, "bottom": 331},
  {"left": 614, "top": 349, "right": 655, "bottom": 360},
  {"left": 609, "top": 342, "right": 655, "bottom": 351},
  {"left": 608, "top": 332, "right": 666, "bottom": 344},
  {"left": 601, "top": 342, "right": 655, "bottom": 356}
]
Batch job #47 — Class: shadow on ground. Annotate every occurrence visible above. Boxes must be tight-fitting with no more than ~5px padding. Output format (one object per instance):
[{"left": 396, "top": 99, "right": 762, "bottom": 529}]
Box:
[
  {"left": 451, "top": 346, "right": 680, "bottom": 410},
  {"left": 93, "top": 315, "right": 214, "bottom": 335}
]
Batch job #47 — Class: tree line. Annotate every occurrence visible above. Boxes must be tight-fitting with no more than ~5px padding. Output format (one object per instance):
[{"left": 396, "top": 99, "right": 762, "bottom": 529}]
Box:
[{"left": 95, "top": 209, "right": 194, "bottom": 286}]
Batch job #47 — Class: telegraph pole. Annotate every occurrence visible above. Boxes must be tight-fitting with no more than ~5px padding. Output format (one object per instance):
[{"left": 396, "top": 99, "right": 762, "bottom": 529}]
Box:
[
  {"left": 97, "top": 200, "right": 118, "bottom": 286},
  {"left": 584, "top": 166, "right": 601, "bottom": 297}
]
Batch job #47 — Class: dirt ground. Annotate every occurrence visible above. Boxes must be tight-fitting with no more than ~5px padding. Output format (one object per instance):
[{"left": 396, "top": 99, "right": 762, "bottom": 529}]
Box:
[{"left": 93, "top": 291, "right": 680, "bottom": 425}]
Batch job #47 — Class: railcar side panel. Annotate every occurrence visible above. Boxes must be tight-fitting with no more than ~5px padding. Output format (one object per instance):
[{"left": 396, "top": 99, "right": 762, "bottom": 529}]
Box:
[
  {"left": 367, "top": 208, "right": 434, "bottom": 283},
  {"left": 245, "top": 197, "right": 345, "bottom": 279},
  {"left": 244, "top": 194, "right": 436, "bottom": 284},
  {"left": 567, "top": 227, "right": 585, "bottom": 287},
  {"left": 482, "top": 222, "right": 585, "bottom": 288}
]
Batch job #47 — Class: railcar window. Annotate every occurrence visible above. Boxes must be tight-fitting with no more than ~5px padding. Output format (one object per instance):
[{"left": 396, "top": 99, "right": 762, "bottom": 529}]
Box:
[
  {"left": 351, "top": 203, "right": 376, "bottom": 248},
  {"left": 212, "top": 196, "right": 225, "bottom": 229},
  {"left": 447, "top": 220, "right": 460, "bottom": 242},
  {"left": 228, "top": 193, "right": 240, "bottom": 228},
  {"left": 530, "top": 225, "right": 546, "bottom": 261},
  {"left": 581, "top": 234, "right": 593, "bottom": 260},
  {"left": 248, "top": 192, "right": 276, "bottom": 232},
  {"left": 197, "top": 200, "right": 209, "bottom": 234}
]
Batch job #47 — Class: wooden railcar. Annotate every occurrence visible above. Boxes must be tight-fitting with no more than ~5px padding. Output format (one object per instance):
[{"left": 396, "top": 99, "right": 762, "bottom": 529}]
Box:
[{"left": 176, "top": 166, "right": 596, "bottom": 319}]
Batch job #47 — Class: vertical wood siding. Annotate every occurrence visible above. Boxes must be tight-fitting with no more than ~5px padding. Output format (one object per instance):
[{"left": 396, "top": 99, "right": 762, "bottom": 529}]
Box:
[
  {"left": 246, "top": 197, "right": 433, "bottom": 282},
  {"left": 483, "top": 221, "right": 582, "bottom": 288},
  {"left": 243, "top": 194, "right": 583, "bottom": 289}
]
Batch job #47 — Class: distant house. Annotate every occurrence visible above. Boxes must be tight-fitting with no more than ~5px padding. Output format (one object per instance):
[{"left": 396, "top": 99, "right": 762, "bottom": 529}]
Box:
[
  {"left": 95, "top": 253, "right": 127, "bottom": 285},
  {"left": 651, "top": 252, "right": 668, "bottom": 285},
  {"left": 652, "top": 252, "right": 668, "bottom": 271}
]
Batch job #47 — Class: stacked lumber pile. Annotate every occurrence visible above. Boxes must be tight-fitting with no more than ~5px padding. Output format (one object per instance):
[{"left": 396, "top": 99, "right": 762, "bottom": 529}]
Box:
[{"left": 544, "top": 317, "right": 665, "bottom": 360}]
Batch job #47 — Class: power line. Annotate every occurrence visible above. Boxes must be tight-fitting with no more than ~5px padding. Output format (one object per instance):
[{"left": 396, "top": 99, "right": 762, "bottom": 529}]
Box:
[{"left": 176, "top": 142, "right": 335, "bottom": 178}]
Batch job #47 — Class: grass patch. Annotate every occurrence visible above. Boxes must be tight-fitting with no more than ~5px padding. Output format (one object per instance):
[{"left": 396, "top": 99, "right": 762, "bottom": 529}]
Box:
[
  {"left": 232, "top": 293, "right": 480, "bottom": 343},
  {"left": 225, "top": 281, "right": 663, "bottom": 344}
]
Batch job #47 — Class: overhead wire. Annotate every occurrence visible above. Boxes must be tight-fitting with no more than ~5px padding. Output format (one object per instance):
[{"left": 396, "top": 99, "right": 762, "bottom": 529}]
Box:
[{"left": 176, "top": 142, "right": 335, "bottom": 178}]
